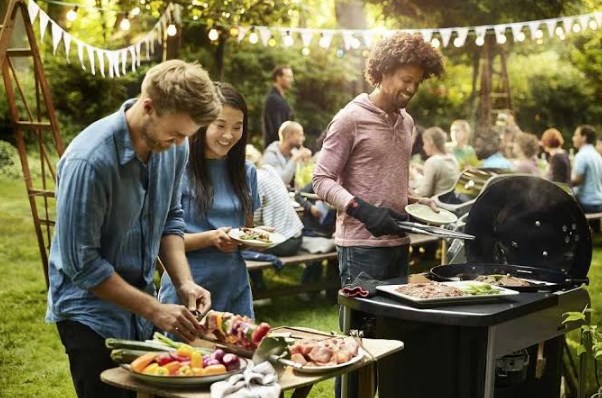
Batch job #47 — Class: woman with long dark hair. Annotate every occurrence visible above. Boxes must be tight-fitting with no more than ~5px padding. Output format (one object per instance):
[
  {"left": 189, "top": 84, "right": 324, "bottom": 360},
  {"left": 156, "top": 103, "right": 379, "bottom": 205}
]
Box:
[{"left": 159, "top": 83, "right": 260, "bottom": 319}]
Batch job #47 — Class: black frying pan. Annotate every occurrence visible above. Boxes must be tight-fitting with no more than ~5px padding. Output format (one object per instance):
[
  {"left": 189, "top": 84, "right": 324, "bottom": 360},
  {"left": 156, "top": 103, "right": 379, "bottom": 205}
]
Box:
[{"left": 429, "top": 263, "right": 589, "bottom": 292}]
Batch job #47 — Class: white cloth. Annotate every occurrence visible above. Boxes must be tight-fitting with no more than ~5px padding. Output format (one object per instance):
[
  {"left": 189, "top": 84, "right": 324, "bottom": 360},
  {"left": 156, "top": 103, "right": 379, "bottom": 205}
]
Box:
[
  {"left": 301, "top": 236, "right": 336, "bottom": 254},
  {"left": 210, "top": 362, "right": 281, "bottom": 398}
]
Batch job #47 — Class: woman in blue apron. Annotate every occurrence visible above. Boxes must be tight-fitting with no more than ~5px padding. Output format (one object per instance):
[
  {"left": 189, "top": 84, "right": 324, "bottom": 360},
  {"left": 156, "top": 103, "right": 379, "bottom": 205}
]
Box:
[{"left": 159, "top": 83, "right": 260, "bottom": 319}]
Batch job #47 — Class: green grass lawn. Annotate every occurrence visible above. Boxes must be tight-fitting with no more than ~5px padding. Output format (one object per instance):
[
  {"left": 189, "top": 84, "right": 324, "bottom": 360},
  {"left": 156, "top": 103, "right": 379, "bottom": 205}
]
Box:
[{"left": 0, "top": 171, "right": 600, "bottom": 397}]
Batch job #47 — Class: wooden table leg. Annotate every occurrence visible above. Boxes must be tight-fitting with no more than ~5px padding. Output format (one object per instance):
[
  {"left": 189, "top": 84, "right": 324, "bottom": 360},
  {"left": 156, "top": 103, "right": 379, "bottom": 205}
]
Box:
[
  {"left": 290, "top": 384, "right": 314, "bottom": 398},
  {"left": 358, "top": 363, "right": 375, "bottom": 398}
]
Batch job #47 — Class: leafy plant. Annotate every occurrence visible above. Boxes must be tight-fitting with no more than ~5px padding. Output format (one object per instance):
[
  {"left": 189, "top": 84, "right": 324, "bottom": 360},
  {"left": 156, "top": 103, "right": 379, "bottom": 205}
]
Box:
[{"left": 563, "top": 306, "right": 602, "bottom": 397}]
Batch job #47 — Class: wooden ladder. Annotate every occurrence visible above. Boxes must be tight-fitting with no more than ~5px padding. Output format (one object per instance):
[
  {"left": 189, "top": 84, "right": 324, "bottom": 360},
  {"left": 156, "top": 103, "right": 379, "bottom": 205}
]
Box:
[
  {"left": 475, "top": 35, "right": 514, "bottom": 132},
  {"left": 0, "top": 0, "right": 64, "bottom": 289}
]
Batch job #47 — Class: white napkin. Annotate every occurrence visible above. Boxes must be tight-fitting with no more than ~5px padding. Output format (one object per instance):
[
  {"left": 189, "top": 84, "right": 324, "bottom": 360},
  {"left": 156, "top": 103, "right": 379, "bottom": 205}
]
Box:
[
  {"left": 301, "top": 236, "right": 335, "bottom": 254},
  {"left": 210, "top": 362, "right": 281, "bottom": 398}
]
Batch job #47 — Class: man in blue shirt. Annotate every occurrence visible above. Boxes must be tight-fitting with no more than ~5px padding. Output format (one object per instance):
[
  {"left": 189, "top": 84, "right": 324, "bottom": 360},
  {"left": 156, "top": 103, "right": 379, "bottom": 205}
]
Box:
[
  {"left": 571, "top": 124, "right": 602, "bottom": 213},
  {"left": 45, "top": 60, "right": 222, "bottom": 398}
]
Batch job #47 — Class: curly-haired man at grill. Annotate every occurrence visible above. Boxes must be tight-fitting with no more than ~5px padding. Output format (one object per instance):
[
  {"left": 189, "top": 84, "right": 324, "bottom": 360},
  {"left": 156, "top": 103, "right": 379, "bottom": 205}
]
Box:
[{"left": 313, "top": 32, "right": 445, "bottom": 398}]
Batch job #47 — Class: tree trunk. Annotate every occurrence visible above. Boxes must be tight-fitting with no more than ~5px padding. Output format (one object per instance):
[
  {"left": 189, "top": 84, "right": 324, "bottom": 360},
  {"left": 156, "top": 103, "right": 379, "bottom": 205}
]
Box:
[{"left": 215, "top": 35, "right": 226, "bottom": 81}]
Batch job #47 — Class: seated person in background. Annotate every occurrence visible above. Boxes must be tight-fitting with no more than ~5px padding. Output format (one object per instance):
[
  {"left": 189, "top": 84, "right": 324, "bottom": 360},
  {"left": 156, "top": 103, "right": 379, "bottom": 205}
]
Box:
[
  {"left": 449, "top": 119, "right": 479, "bottom": 170},
  {"left": 414, "top": 126, "right": 460, "bottom": 198},
  {"left": 262, "top": 120, "right": 312, "bottom": 186},
  {"left": 475, "top": 129, "right": 514, "bottom": 170},
  {"left": 159, "top": 83, "right": 260, "bottom": 320},
  {"left": 246, "top": 144, "right": 304, "bottom": 290},
  {"left": 571, "top": 125, "right": 602, "bottom": 213},
  {"left": 512, "top": 132, "right": 541, "bottom": 175},
  {"left": 541, "top": 128, "right": 571, "bottom": 184}
]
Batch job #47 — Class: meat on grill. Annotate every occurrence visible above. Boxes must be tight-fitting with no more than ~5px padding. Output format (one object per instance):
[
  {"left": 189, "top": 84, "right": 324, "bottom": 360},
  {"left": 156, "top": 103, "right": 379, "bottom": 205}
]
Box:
[
  {"left": 475, "top": 274, "right": 532, "bottom": 287},
  {"left": 396, "top": 282, "right": 466, "bottom": 298},
  {"left": 290, "top": 337, "right": 360, "bottom": 367}
]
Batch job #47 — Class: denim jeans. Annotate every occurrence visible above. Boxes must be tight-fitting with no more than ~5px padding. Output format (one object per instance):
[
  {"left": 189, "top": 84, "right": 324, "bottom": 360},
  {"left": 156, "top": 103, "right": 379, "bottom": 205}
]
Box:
[{"left": 335, "top": 245, "right": 409, "bottom": 398}]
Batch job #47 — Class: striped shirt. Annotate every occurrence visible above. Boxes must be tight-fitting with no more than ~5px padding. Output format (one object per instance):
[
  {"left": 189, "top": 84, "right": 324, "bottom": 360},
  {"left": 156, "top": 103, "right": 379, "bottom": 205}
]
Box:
[{"left": 254, "top": 164, "right": 303, "bottom": 239}]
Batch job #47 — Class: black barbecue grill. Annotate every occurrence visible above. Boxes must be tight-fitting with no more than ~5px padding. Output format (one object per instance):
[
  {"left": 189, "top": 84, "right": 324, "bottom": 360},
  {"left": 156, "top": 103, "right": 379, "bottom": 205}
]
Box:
[{"left": 339, "top": 175, "right": 593, "bottom": 398}]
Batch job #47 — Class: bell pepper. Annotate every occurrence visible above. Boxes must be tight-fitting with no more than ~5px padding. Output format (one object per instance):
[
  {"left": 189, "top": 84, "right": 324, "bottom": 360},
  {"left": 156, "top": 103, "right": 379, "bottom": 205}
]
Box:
[
  {"left": 176, "top": 344, "right": 194, "bottom": 359},
  {"left": 190, "top": 351, "right": 203, "bottom": 369},
  {"left": 130, "top": 352, "right": 158, "bottom": 373},
  {"left": 163, "top": 361, "right": 182, "bottom": 375},
  {"left": 141, "top": 363, "right": 159, "bottom": 374}
]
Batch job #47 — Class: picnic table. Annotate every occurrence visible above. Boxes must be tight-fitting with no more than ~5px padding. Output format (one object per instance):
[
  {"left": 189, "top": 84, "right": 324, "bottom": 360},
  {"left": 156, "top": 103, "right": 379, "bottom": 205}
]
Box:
[{"left": 101, "top": 337, "right": 403, "bottom": 398}]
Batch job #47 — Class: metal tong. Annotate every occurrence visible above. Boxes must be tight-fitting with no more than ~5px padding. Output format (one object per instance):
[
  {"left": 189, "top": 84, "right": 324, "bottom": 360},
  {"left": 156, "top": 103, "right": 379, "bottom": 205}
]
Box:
[{"left": 396, "top": 221, "right": 475, "bottom": 240}]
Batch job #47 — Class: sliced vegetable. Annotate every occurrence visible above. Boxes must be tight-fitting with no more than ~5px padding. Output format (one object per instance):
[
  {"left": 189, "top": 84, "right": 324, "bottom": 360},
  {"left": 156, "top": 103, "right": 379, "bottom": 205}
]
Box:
[
  {"left": 141, "top": 363, "right": 159, "bottom": 374},
  {"left": 176, "top": 344, "right": 194, "bottom": 359},
  {"left": 190, "top": 351, "right": 203, "bottom": 369},
  {"left": 200, "top": 364, "right": 227, "bottom": 376},
  {"left": 130, "top": 352, "right": 158, "bottom": 373},
  {"left": 106, "top": 338, "right": 172, "bottom": 352},
  {"left": 110, "top": 349, "right": 153, "bottom": 365},
  {"left": 163, "top": 361, "right": 182, "bottom": 375},
  {"left": 222, "top": 353, "right": 240, "bottom": 371}
]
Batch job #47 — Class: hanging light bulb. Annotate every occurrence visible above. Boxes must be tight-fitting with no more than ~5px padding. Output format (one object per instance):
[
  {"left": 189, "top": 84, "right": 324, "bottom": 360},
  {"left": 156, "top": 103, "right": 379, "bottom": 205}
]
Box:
[
  {"left": 130, "top": 6, "right": 141, "bottom": 16},
  {"left": 534, "top": 29, "right": 544, "bottom": 39},
  {"left": 283, "top": 31, "right": 294, "bottom": 47},
  {"left": 496, "top": 34, "right": 507, "bottom": 44},
  {"left": 431, "top": 38, "right": 440, "bottom": 48},
  {"left": 66, "top": 5, "right": 78, "bottom": 22},
  {"left": 249, "top": 29, "right": 259, "bottom": 44},
  {"left": 589, "top": 20, "right": 598, "bottom": 30},
  {"left": 301, "top": 47, "right": 310, "bottom": 56},
  {"left": 208, "top": 28, "right": 219, "bottom": 41},
  {"left": 453, "top": 37, "right": 463, "bottom": 47},
  {"left": 475, "top": 36, "right": 485, "bottom": 46},
  {"left": 166, "top": 23, "right": 177, "bottom": 36},
  {"left": 229, "top": 26, "right": 239, "bottom": 37},
  {"left": 120, "top": 13, "right": 131, "bottom": 31},
  {"left": 572, "top": 23, "right": 581, "bottom": 33},
  {"left": 515, "top": 31, "right": 526, "bottom": 42},
  {"left": 319, "top": 33, "right": 329, "bottom": 48}
]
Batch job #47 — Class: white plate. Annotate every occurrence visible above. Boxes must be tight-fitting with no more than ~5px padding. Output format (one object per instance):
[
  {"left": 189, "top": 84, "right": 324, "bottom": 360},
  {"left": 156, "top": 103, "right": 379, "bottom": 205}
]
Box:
[
  {"left": 121, "top": 359, "right": 250, "bottom": 387},
  {"left": 376, "top": 281, "right": 519, "bottom": 306},
  {"left": 293, "top": 349, "right": 365, "bottom": 374},
  {"left": 228, "top": 228, "right": 286, "bottom": 248},
  {"left": 405, "top": 203, "right": 458, "bottom": 225}
]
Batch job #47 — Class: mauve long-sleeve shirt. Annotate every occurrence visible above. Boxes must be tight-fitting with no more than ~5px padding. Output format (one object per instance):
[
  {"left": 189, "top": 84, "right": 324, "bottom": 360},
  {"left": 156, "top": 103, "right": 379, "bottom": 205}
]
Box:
[{"left": 312, "top": 94, "right": 413, "bottom": 247}]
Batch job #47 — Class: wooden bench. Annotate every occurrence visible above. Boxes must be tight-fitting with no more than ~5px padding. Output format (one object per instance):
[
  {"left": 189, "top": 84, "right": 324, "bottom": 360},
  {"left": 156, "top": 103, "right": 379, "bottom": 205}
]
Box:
[{"left": 246, "top": 233, "right": 444, "bottom": 300}]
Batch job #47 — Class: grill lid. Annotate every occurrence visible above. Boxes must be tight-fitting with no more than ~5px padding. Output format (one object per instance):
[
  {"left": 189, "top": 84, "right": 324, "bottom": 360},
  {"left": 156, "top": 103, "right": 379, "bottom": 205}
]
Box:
[{"left": 464, "top": 175, "right": 591, "bottom": 279}]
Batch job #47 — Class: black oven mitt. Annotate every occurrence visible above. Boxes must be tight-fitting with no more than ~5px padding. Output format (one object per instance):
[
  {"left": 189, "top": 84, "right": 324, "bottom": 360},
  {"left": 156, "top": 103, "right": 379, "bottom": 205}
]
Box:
[
  {"left": 346, "top": 197, "right": 407, "bottom": 237},
  {"left": 341, "top": 272, "right": 387, "bottom": 298}
]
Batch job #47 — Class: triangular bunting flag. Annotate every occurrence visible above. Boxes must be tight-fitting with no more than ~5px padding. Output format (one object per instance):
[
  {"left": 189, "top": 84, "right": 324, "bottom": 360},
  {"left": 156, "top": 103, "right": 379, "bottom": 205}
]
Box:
[
  {"left": 86, "top": 45, "right": 95, "bottom": 75},
  {"left": 544, "top": 19, "right": 556, "bottom": 37},
  {"left": 300, "top": 29, "right": 314, "bottom": 47},
  {"left": 341, "top": 30, "right": 354, "bottom": 50},
  {"left": 474, "top": 26, "right": 487, "bottom": 42},
  {"left": 439, "top": 28, "right": 452, "bottom": 47},
  {"left": 454, "top": 27, "right": 469, "bottom": 47},
  {"left": 27, "top": 0, "right": 39, "bottom": 23},
  {"left": 237, "top": 26, "right": 249, "bottom": 42},
  {"left": 63, "top": 32, "right": 72, "bottom": 62},
  {"left": 510, "top": 23, "right": 524, "bottom": 41},
  {"left": 319, "top": 31, "right": 334, "bottom": 48},
  {"left": 493, "top": 24, "right": 507, "bottom": 43},
  {"left": 76, "top": 40, "right": 86, "bottom": 70},
  {"left": 135, "top": 42, "right": 142, "bottom": 66},
  {"left": 121, "top": 50, "right": 127, "bottom": 76},
  {"left": 257, "top": 27, "right": 271, "bottom": 46},
  {"left": 362, "top": 31, "right": 373, "bottom": 48},
  {"left": 97, "top": 50, "right": 105, "bottom": 78},
  {"left": 108, "top": 52, "right": 115, "bottom": 78},
  {"left": 420, "top": 29, "right": 432, "bottom": 43},
  {"left": 579, "top": 15, "right": 590, "bottom": 30},
  {"left": 39, "top": 10, "right": 49, "bottom": 41},
  {"left": 562, "top": 17, "right": 573, "bottom": 35},
  {"left": 51, "top": 21, "right": 62, "bottom": 54},
  {"left": 528, "top": 21, "right": 540, "bottom": 39},
  {"left": 129, "top": 46, "right": 136, "bottom": 72}
]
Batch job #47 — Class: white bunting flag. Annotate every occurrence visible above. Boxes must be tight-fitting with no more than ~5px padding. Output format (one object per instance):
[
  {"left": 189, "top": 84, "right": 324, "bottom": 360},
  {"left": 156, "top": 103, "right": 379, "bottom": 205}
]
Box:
[
  {"left": 579, "top": 15, "right": 590, "bottom": 30},
  {"left": 76, "top": 40, "right": 86, "bottom": 70},
  {"left": 121, "top": 50, "right": 127, "bottom": 76},
  {"left": 362, "top": 31, "right": 373, "bottom": 48},
  {"left": 493, "top": 24, "right": 507, "bottom": 43},
  {"left": 27, "top": 0, "right": 40, "bottom": 23},
  {"left": 510, "top": 23, "right": 524, "bottom": 41},
  {"left": 86, "top": 45, "right": 95, "bottom": 75},
  {"left": 63, "top": 32, "right": 72, "bottom": 62},
  {"left": 108, "top": 51, "right": 114, "bottom": 78},
  {"left": 237, "top": 26, "right": 249, "bottom": 42},
  {"left": 420, "top": 29, "right": 433, "bottom": 43},
  {"left": 439, "top": 28, "right": 452, "bottom": 47},
  {"left": 562, "top": 17, "right": 573, "bottom": 35},
  {"left": 319, "top": 31, "right": 334, "bottom": 49},
  {"left": 97, "top": 50, "right": 105, "bottom": 78},
  {"left": 129, "top": 46, "right": 136, "bottom": 72},
  {"left": 51, "top": 21, "right": 62, "bottom": 54},
  {"left": 341, "top": 30, "right": 354, "bottom": 50},
  {"left": 39, "top": 10, "right": 49, "bottom": 41},
  {"left": 544, "top": 19, "right": 556, "bottom": 37},
  {"left": 300, "top": 29, "right": 314, "bottom": 47},
  {"left": 474, "top": 26, "right": 487, "bottom": 42},
  {"left": 136, "top": 42, "right": 142, "bottom": 66},
  {"left": 528, "top": 21, "right": 541, "bottom": 40},
  {"left": 454, "top": 27, "right": 469, "bottom": 47},
  {"left": 257, "top": 27, "right": 271, "bottom": 46}
]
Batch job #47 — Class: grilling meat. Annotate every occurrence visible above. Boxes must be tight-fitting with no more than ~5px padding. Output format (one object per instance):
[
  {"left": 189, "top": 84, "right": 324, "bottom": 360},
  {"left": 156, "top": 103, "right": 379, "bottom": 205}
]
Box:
[
  {"left": 396, "top": 282, "right": 466, "bottom": 298},
  {"left": 290, "top": 337, "right": 360, "bottom": 367},
  {"left": 475, "top": 274, "right": 531, "bottom": 287}
]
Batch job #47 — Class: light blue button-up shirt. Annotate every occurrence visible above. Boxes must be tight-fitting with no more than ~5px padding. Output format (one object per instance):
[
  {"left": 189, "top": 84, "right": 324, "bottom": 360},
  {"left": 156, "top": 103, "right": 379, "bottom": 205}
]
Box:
[
  {"left": 46, "top": 100, "right": 188, "bottom": 340},
  {"left": 573, "top": 144, "right": 602, "bottom": 206}
]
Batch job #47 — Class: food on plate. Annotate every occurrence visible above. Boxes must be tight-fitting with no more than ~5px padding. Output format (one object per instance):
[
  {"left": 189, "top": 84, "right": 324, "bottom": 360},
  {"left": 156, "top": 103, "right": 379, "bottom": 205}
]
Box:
[
  {"left": 475, "top": 274, "right": 532, "bottom": 287},
  {"left": 461, "top": 283, "right": 502, "bottom": 296},
  {"left": 289, "top": 337, "right": 360, "bottom": 367},
  {"left": 396, "top": 282, "right": 466, "bottom": 298},
  {"left": 200, "top": 310, "right": 271, "bottom": 351},
  {"left": 129, "top": 346, "right": 240, "bottom": 377},
  {"left": 239, "top": 227, "right": 271, "bottom": 243}
]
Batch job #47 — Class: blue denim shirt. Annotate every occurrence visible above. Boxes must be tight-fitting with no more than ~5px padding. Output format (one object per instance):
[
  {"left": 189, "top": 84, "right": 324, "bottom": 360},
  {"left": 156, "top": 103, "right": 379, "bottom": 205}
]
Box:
[
  {"left": 573, "top": 144, "right": 602, "bottom": 206},
  {"left": 45, "top": 100, "right": 188, "bottom": 340}
]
